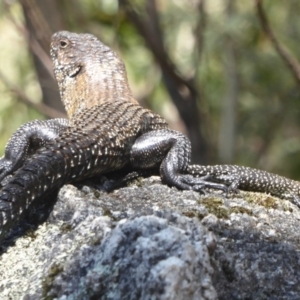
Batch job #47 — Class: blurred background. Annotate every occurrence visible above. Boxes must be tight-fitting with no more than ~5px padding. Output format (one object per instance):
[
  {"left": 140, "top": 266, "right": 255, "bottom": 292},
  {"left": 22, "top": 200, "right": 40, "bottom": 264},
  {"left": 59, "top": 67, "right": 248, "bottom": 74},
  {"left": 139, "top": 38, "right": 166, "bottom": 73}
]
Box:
[{"left": 0, "top": 0, "right": 300, "bottom": 178}]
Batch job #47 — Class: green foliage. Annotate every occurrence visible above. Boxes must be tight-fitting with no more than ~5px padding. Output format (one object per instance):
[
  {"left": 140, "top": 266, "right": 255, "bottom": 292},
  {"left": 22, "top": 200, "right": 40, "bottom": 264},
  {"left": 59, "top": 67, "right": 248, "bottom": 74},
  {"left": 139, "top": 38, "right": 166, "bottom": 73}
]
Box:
[
  {"left": 0, "top": 3, "right": 43, "bottom": 153},
  {"left": 1, "top": 0, "right": 300, "bottom": 178}
]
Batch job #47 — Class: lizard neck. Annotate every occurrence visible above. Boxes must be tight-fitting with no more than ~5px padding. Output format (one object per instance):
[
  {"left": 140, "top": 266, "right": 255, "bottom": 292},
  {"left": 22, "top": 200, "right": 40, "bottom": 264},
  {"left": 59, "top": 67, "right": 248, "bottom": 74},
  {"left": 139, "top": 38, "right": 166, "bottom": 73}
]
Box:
[{"left": 59, "top": 61, "right": 136, "bottom": 119}]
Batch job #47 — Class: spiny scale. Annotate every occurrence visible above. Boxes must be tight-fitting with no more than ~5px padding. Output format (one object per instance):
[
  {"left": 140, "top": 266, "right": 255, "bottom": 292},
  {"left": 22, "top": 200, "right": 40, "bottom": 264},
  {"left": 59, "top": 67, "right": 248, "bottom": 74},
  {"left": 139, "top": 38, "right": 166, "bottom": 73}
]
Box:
[
  {"left": 0, "top": 31, "right": 299, "bottom": 244},
  {"left": 0, "top": 96, "right": 169, "bottom": 241},
  {"left": 187, "top": 165, "right": 300, "bottom": 205},
  {"left": 0, "top": 31, "right": 225, "bottom": 243}
]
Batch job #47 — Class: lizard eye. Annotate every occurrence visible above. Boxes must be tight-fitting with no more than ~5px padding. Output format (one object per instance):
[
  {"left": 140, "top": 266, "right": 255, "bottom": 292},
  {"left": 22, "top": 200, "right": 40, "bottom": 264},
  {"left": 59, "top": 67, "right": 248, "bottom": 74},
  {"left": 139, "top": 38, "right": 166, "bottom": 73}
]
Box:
[{"left": 59, "top": 40, "right": 69, "bottom": 48}]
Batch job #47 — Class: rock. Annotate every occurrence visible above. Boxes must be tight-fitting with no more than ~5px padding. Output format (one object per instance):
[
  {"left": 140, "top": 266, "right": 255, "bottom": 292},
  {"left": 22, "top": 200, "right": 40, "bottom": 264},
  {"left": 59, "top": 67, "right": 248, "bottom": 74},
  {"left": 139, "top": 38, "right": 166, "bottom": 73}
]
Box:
[
  {"left": 46, "top": 213, "right": 216, "bottom": 300},
  {"left": 0, "top": 176, "right": 300, "bottom": 299}
]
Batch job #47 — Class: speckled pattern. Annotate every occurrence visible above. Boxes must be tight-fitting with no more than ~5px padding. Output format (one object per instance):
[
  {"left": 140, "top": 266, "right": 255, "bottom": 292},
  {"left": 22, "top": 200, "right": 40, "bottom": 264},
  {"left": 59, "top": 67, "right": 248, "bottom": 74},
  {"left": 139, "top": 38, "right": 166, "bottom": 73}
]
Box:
[
  {"left": 1, "top": 30, "right": 300, "bottom": 251},
  {"left": 187, "top": 164, "right": 300, "bottom": 205},
  {"left": 0, "top": 31, "right": 225, "bottom": 244},
  {"left": 0, "top": 118, "right": 69, "bottom": 182}
]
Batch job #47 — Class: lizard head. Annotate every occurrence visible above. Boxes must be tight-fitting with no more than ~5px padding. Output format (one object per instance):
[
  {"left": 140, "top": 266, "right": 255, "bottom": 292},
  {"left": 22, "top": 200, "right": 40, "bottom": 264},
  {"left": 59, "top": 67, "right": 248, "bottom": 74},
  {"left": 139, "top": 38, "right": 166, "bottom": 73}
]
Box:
[{"left": 50, "top": 31, "right": 134, "bottom": 119}]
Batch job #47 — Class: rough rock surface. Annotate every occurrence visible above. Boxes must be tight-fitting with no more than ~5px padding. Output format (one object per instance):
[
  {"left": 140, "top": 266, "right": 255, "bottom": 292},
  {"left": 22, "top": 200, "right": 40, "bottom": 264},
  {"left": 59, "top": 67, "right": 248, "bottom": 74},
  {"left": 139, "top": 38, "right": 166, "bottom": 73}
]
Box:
[{"left": 0, "top": 176, "right": 300, "bottom": 299}]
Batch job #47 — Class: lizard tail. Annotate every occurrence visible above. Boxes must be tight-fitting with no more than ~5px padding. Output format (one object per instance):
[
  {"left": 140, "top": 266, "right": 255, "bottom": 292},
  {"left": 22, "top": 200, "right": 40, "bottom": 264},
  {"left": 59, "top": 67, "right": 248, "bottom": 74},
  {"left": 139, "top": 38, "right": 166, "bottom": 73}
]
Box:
[
  {"left": 187, "top": 164, "right": 300, "bottom": 203},
  {"left": 0, "top": 149, "right": 72, "bottom": 242}
]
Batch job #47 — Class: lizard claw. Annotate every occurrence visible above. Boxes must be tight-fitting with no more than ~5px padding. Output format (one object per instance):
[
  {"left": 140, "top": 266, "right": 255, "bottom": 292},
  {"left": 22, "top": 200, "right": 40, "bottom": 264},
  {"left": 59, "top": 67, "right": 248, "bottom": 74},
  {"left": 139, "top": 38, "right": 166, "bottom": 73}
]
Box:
[
  {"left": 226, "top": 184, "right": 240, "bottom": 197},
  {"left": 174, "top": 174, "right": 229, "bottom": 194}
]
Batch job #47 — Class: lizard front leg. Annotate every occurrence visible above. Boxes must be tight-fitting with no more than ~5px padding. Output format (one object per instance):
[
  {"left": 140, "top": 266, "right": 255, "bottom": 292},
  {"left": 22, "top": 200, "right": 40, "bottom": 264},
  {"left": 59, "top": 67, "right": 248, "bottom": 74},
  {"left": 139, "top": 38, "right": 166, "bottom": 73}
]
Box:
[
  {"left": 0, "top": 118, "right": 69, "bottom": 184},
  {"left": 130, "top": 129, "right": 228, "bottom": 193}
]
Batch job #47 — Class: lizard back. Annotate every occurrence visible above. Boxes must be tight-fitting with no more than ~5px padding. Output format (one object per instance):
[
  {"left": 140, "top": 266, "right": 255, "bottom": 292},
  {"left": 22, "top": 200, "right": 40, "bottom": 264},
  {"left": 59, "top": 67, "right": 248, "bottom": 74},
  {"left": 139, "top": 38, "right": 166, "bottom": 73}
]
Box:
[{"left": 0, "top": 31, "right": 169, "bottom": 242}]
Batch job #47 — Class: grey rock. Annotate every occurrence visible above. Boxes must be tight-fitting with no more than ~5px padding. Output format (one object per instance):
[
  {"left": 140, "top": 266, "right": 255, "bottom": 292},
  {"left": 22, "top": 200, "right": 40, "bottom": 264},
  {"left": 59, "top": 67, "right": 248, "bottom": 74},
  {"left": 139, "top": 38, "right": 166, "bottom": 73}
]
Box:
[
  {"left": 46, "top": 213, "right": 216, "bottom": 300},
  {"left": 0, "top": 176, "right": 300, "bottom": 299}
]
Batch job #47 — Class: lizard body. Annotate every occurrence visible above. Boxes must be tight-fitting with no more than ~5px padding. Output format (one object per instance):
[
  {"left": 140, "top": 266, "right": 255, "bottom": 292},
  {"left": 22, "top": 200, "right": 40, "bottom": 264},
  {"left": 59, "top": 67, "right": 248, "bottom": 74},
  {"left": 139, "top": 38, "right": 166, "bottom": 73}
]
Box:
[
  {"left": 0, "top": 31, "right": 225, "bottom": 243},
  {"left": 0, "top": 31, "right": 300, "bottom": 244}
]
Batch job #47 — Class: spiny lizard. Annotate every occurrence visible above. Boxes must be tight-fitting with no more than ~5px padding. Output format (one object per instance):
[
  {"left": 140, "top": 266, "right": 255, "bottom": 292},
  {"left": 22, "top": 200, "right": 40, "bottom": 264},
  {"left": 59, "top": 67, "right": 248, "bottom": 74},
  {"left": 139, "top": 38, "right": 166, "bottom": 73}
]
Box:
[
  {"left": 0, "top": 31, "right": 300, "bottom": 244},
  {"left": 0, "top": 31, "right": 226, "bottom": 243}
]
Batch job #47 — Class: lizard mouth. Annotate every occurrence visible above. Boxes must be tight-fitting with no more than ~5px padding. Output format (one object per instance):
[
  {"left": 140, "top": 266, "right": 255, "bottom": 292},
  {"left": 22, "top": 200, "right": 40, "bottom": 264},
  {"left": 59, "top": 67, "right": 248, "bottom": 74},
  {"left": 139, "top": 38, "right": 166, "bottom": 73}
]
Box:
[{"left": 67, "top": 65, "right": 82, "bottom": 78}]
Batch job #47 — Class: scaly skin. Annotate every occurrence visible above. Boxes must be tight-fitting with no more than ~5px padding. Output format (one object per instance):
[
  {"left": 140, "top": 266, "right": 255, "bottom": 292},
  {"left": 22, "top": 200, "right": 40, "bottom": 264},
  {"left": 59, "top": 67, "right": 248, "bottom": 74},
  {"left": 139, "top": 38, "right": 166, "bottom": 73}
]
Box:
[
  {"left": 0, "top": 31, "right": 226, "bottom": 243},
  {"left": 1, "top": 31, "right": 300, "bottom": 244},
  {"left": 0, "top": 118, "right": 69, "bottom": 184},
  {"left": 187, "top": 165, "right": 300, "bottom": 206}
]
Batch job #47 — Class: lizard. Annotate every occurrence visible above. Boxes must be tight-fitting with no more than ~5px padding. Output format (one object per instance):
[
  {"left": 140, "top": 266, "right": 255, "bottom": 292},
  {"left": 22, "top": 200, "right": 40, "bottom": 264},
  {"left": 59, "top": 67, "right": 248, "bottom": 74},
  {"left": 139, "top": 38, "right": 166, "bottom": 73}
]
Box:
[
  {"left": 186, "top": 164, "right": 300, "bottom": 206},
  {"left": 0, "top": 31, "right": 300, "bottom": 244},
  {"left": 0, "top": 31, "right": 228, "bottom": 243}
]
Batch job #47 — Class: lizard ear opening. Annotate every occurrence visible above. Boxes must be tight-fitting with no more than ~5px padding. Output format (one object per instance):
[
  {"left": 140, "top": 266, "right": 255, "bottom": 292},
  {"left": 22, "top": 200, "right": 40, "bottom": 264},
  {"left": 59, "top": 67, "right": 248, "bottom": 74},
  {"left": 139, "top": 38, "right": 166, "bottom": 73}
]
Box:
[{"left": 67, "top": 65, "right": 81, "bottom": 78}]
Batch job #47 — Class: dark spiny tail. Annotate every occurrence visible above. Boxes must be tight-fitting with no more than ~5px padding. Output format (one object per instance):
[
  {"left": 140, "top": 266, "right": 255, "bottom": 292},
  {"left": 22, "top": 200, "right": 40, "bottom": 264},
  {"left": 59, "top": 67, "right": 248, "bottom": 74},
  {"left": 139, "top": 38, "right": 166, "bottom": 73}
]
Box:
[
  {"left": 0, "top": 150, "right": 69, "bottom": 242},
  {"left": 187, "top": 164, "right": 300, "bottom": 203}
]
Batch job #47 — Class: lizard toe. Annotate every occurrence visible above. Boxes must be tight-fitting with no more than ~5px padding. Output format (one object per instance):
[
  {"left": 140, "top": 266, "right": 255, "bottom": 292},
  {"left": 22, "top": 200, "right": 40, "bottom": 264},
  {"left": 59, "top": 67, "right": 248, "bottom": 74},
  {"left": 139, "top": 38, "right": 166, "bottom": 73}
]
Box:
[{"left": 172, "top": 174, "right": 229, "bottom": 193}]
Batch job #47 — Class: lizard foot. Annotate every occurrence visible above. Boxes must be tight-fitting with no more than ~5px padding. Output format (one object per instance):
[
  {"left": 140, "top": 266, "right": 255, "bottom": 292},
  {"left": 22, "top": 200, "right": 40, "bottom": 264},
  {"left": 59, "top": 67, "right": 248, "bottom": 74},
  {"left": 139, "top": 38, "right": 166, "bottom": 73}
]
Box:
[{"left": 170, "top": 174, "right": 229, "bottom": 194}]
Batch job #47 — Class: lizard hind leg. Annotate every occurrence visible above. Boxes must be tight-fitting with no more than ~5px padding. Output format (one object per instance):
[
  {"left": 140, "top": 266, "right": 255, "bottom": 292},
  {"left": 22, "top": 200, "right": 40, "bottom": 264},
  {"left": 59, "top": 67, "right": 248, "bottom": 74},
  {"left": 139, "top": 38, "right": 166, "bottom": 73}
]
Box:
[
  {"left": 0, "top": 118, "right": 69, "bottom": 185},
  {"left": 130, "top": 129, "right": 228, "bottom": 193}
]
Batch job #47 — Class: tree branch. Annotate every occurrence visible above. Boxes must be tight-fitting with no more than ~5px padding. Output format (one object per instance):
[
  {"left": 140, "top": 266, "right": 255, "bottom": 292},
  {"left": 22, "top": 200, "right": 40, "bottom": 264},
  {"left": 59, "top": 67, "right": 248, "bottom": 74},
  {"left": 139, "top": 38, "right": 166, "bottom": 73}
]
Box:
[
  {"left": 3, "top": 0, "right": 54, "bottom": 79},
  {"left": 119, "top": 0, "right": 209, "bottom": 163},
  {"left": 255, "top": 0, "right": 300, "bottom": 87},
  {"left": 193, "top": 0, "right": 206, "bottom": 67},
  {"left": 0, "top": 70, "right": 66, "bottom": 119}
]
